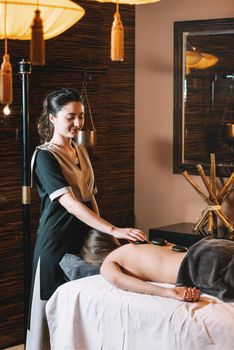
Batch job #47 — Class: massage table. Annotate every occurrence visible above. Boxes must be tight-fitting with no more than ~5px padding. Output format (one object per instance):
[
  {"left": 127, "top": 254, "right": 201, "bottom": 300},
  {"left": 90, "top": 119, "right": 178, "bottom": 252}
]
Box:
[{"left": 46, "top": 274, "right": 234, "bottom": 350}]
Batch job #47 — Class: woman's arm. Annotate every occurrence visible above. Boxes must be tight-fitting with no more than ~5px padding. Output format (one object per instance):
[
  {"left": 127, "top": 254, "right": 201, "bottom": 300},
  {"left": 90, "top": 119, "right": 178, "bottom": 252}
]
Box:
[
  {"left": 59, "top": 192, "right": 146, "bottom": 242},
  {"left": 100, "top": 255, "right": 200, "bottom": 302}
]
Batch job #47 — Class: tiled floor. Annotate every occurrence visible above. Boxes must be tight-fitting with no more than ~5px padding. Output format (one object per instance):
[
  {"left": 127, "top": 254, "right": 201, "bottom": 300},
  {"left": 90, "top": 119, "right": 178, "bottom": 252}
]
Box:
[{"left": 4, "top": 345, "right": 24, "bottom": 350}]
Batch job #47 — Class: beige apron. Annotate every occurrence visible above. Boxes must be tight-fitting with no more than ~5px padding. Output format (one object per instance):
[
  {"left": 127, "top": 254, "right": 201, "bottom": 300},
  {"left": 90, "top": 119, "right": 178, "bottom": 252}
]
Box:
[{"left": 31, "top": 141, "right": 97, "bottom": 202}]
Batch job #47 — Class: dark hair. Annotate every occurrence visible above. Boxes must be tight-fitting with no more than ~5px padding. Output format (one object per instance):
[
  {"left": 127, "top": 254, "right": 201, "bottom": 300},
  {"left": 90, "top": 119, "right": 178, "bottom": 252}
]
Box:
[
  {"left": 80, "top": 229, "right": 121, "bottom": 266},
  {"left": 38, "top": 87, "right": 83, "bottom": 142}
]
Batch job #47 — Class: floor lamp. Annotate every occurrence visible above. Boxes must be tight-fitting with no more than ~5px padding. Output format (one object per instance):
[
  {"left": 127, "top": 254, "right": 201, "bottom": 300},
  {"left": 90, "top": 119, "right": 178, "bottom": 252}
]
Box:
[{"left": 18, "top": 58, "right": 32, "bottom": 341}]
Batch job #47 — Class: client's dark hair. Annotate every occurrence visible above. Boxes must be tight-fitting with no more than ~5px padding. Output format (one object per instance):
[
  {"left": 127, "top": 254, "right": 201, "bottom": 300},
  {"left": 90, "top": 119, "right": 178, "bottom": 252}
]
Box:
[
  {"left": 38, "top": 87, "right": 83, "bottom": 142},
  {"left": 80, "top": 229, "right": 121, "bottom": 266}
]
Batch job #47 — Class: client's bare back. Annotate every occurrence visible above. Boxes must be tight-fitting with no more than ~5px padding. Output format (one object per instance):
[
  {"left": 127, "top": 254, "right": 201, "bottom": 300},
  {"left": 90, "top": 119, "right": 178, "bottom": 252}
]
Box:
[
  {"left": 107, "top": 242, "right": 186, "bottom": 284},
  {"left": 101, "top": 241, "right": 200, "bottom": 302}
]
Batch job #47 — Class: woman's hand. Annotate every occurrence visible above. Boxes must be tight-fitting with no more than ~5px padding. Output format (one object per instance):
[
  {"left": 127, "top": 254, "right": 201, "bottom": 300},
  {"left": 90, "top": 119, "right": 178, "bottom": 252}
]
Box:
[
  {"left": 111, "top": 227, "right": 147, "bottom": 242},
  {"left": 59, "top": 193, "right": 146, "bottom": 241},
  {"left": 168, "top": 286, "right": 200, "bottom": 302}
]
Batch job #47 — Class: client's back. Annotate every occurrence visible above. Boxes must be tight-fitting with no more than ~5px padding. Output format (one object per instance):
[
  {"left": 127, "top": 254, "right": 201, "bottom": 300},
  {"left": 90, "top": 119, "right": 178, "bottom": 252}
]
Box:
[
  {"left": 81, "top": 231, "right": 187, "bottom": 285},
  {"left": 101, "top": 242, "right": 187, "bottom": 284}
]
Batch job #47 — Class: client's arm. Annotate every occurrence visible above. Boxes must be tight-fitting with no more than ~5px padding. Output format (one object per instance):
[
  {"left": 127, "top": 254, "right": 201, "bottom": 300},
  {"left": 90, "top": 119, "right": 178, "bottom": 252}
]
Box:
[{"left": 100, "top": 252, "right": 200, "bottom": 302}]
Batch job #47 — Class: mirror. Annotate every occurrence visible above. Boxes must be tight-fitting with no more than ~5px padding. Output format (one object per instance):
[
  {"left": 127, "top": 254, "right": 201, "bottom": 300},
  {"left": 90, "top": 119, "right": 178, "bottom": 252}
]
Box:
[{"left": 173, "top": 18, "right": 234, "bottom": 176}]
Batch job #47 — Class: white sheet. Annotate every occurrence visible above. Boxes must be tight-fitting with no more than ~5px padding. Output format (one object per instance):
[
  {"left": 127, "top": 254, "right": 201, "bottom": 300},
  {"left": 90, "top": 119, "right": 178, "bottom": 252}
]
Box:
[{"left": 46, "top": 275, "right": 234, "bottom": 350}]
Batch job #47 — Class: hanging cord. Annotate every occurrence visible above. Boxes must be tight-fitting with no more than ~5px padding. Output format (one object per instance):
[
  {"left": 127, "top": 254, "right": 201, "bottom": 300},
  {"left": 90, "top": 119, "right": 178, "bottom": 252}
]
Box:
[
  {"left": 4, "top": 0, "right": 7, "bottom": 40},
  {"left": 116, "top": 0, "right": 119, "bottom": 14},
  {"left": 4, "top": 38, "right": 8, "bottom": 55},
  {"left": 4, "top": 0, "right": 7, "bottom": 55},
  {"left": 81, "top": 76, "right": 95, "bottom": 130},
  {"left": 221, "top": 75, "right": 234, "bottom": 124}
]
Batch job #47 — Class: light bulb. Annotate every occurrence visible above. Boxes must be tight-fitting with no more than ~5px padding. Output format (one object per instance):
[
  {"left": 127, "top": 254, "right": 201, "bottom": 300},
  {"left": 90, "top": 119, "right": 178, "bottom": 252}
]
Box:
[{"left": 3, "top": 104, "right": 11, "bottom": 116}]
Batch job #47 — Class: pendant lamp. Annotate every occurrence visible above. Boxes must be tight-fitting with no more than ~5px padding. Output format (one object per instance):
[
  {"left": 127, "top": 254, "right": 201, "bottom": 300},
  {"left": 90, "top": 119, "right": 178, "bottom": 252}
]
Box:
[
  {"left": 186, "top": 50, "right": 201, "bottom": 66},
  {"left": 186, "top": 52, "right": 219, "bottom": 75},
  {"left": 185, "top": 43, "right": 219, "bottom": 75},
  {"left": 0, "top": 0, "right": 85, "bottom": 40},
  {"left": 0, "top": 0, "right": 85, "bottom": 112},
  {"left": 192, "top": 53, "right": 218, "bottom": 70},
  {"left": 93, "top": 0, "right": 161, "bottom": 61}
]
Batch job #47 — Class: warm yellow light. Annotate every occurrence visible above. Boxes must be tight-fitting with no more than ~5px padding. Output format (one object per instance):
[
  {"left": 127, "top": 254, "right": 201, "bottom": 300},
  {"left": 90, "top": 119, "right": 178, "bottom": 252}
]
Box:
[
  {"left": 192, "top": 53, "right": 219, "bottom": 70},
  {"left": 186, "top": 50, "right": 201, "bottom": 66},
  {"left": 94, "top": 0, "right": 161, "bottom": 4},
  {"left": 0, "top": 0, "right": 85, "bottom": 40},
  {"left": 3, "top": 104, "right": 11, "bottom": 115}
]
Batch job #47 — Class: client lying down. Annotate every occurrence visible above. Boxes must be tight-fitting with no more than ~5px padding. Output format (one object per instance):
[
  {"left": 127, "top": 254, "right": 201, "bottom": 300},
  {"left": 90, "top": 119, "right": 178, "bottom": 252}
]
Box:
[{"left": 80, "top": 230, "right": 234, "bottom": 303}]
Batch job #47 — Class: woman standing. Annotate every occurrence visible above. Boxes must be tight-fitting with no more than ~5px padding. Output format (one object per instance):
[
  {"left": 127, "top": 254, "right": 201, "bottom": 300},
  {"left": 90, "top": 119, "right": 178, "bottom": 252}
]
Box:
[{"left": 26, "top": 88, "right": 146, "bottom": 349}]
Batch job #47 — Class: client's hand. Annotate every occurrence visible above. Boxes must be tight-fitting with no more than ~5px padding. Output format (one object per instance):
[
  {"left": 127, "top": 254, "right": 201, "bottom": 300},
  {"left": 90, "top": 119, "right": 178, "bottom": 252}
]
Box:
[
  {"left": 112, "top": 227, "right": 147, "bottom": 243},
  {"left": 168, "top": 286, "right": 200, "bottom": 302}
]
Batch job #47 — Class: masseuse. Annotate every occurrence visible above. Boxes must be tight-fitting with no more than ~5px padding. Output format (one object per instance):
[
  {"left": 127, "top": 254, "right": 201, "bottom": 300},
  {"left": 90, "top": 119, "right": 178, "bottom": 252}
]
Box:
[{"left": 26, "top": 87, "right": 146, "bottom": 350}]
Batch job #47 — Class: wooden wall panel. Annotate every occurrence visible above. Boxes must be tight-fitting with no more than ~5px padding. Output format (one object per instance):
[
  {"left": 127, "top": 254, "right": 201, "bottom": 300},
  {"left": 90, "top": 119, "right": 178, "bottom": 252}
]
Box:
[{"left": 0, "top": 1, "right": 135, "bottom": 347}]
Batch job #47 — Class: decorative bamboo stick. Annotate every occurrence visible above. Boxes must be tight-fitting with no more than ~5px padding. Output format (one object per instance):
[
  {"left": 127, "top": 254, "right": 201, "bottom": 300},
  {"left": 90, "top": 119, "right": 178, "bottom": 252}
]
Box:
[
  {"left": 193, "top": 210, "right": 208, "bottom": 232},
  {"left": 207, "top": 211, "right": 213, "bottom": 234},
  {"left": 217, "top": 172, "right": 234, "bottom": 203},
  {"left": 183, "top": 170, "right": 234, "bottom": 234},
  {"left": 196, "top": 164, "right": 219, "bottom": 205},
  {"left": 209, "top": 153, "right": 217, "bottom": 235},
  {"left": 210, "top": 153, "right": 216, "bottom": 195},
  {"left": 182, "top": 171, "right": 214, "bottom": 205},
  {"left": 215, "top": 210, "right": 234, "bottom": 233}
]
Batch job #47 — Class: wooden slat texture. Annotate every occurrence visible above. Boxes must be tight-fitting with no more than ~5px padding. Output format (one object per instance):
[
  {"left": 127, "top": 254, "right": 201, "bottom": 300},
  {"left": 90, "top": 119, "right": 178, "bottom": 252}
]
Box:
[{"left": 0, "top": 1, "right": 135, "bottom": 347}]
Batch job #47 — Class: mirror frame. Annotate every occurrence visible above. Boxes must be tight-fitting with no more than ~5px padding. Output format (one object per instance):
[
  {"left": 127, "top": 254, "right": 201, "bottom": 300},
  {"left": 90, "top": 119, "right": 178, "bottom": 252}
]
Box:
[{"left": 173, "top": 17, "right": 234, "bottom": 176}]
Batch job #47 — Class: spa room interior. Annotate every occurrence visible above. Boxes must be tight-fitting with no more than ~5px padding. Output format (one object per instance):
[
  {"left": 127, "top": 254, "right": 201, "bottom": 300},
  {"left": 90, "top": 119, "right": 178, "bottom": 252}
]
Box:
[{"left": 0, "top": 0, "right": 234, "bottom": 349}]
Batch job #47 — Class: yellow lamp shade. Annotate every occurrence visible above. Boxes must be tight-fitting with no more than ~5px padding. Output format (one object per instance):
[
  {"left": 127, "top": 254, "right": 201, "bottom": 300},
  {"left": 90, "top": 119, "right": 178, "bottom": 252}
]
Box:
[
  {"left": 186, "top": 50, "right": 201, "bottom": 66},
  {"left": 192, "top": 53, "right": 219, "bottom": 70},
  {"left": 0, "top": 0, "right": 85, "bottom": 40},
  {"left": 93, "top": 0, "right": 161, "bottom": 4}
]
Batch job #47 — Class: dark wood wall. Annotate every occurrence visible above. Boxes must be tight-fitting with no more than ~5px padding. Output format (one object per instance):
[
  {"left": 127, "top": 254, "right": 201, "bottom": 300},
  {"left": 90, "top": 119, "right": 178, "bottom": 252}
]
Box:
[{"left": 0, "top": 1, "right": 135, "bottom": 347}]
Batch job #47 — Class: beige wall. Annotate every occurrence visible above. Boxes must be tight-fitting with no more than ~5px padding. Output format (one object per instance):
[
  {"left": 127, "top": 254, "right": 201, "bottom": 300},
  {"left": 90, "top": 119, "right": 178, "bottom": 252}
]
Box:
[{"left": 135, "top": 0, "right": 234, "bottom": 234}]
